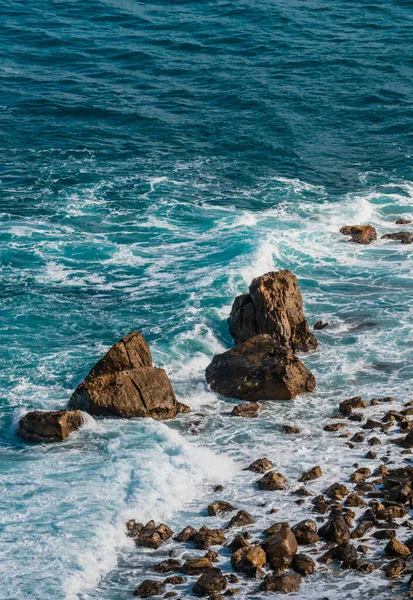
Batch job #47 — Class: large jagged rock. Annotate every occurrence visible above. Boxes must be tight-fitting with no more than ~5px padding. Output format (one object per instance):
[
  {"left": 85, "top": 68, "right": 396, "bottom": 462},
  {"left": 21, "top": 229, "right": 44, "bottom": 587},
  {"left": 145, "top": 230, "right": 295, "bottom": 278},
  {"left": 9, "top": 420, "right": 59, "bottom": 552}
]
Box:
[
  {"left": 227, "top": 270, "right": 317, "bottom": 352},
  {"left": 18, "top": 410, "right": 85, "bottom": 443},
  {"left": 69, "top": 331, "right": 179, "bottom": 419},
  {"left": 205, "top": 335, "right": 315, "bottom": 401}
]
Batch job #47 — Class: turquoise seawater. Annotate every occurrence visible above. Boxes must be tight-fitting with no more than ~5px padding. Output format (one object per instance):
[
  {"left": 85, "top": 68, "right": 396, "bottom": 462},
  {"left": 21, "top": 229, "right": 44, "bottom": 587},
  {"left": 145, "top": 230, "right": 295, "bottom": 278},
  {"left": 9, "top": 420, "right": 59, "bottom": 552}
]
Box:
[{"left": 1, "top": 1, "right": 413, "bottom": 599}]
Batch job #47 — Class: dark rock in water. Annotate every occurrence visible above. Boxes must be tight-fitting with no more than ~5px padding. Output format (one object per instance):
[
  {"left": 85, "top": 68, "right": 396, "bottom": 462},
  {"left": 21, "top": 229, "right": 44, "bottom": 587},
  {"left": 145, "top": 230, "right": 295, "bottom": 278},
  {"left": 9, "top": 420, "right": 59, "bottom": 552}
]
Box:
[
  {"left": 292, "top": 553, "right": 316, "bottom": 575},
  {"left": 313, "top": 320, "right": 328, "bottom": 330},
  {"left": 174, "top": 525, "right": 197, "bottom": 543},
  {"left": 133, "top": 580, "right": 164, "bottom": 598},
  {"left": 283, "top": 424, "right": 300, "bottom": 434},
  {"left": 291, "top": 520, "right": 320, "bottom": 545},
  {"left": 207, "top": 501, "right": 234, "bottom": 517},
  {"left": 395, "top": 218, "right": 412, "bottom": 225},
  {"left": 193, "top": 526, "right": 225, "bottom": 549},
  {"left": 69, "top": 331, "right": 178, "bottom": 420},
  {"left": 384, "top": 558, "right": 406, "bottom": 578},
  {"left": 318, "top": 511, "right": 350, "bottom": 543},
  {"left": 205, "top": 550, "right": 219, "bottom": 563},
  {"left": 299, "top": 466, "right": 322, "bottom": 482},
  {"left": 324, "top": 483, "right": 349, "bottom": 500},
  {"left": 311, "top": 494, "right": 330, "bottom": 514},
  {"left": 231, "top": 402, "right": 260, "bottom": 417},
  {"left": 339, "top": 396, "right": 368, "bottom": 416},
  {"left": 205, "top": 335, "right": 315, "bottom": 401},
  {"left": 329, "top": 541, "right": 358, "bottom": 568},
  {"left": 260, "top": 572, "right": 302, "bottom": 594},
  {"left": 340, "top": 225, "right": 377, "bottom": 244},
  {"left": 247, "top": 457, "right": 273, "bottom": 473},
  {"left": 382, "top": 231, "right": 412, "bottom": 244},
  {"left": 344, "top": 493, "right": 366, "bottom": 508},
  {"left": 126, "top": 520, "right": 143, "bottom": 538},
  {"left": 228, "top": 534, "right": 251, "bottom": 554},
  {"left": 257, "top": 470, "right": 286, "bottom": 491},
  {"left": 226, "top": 510, "right": 255, "bottom": 529},
  {"left": 153, "top": 559, "right": 181, "bottom": 573},
  {"left": 192, "top": 568, "right": 227, "bottom": 596},
  {"left": 231, "top": 545, "right": 266, "bottom": 577},
  {"left": 134, "top": 521, "right": 173, "bottom": 549},
  {"left": 180, "top": 557, "right": 213, "bottom": 575},
  {"left": 164, "top": 575, "right": 185, "bottom": 585},
  {"left": 324, "top": 422, "right": 346, "bottom": 432},
  {"left": 262, "top": 523, "right": 298, "bottom": 570},
  {"left": 385, "top": 537, "right": 410, "bottom": 558},
  {"left": 176, "top": 402, "right": 191, "bottom": 413},
  {"left": 227, "top": 270, "right": 317, "bottom": 352},
  {"left": 17, "top": 409, "right": 84, "bottom": 443}
]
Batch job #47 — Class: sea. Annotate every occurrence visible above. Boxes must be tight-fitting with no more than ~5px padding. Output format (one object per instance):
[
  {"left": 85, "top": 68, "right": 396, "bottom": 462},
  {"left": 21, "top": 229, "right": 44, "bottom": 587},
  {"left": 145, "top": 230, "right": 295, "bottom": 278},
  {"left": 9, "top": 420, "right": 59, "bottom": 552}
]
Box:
[{"left": 1, "top": 1, "right": 412, "bottom": 599}]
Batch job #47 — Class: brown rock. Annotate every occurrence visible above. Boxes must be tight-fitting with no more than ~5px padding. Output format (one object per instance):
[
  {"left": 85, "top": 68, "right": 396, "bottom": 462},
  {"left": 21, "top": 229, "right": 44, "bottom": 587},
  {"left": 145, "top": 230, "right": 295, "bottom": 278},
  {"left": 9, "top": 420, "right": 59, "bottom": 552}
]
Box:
[
  {"left": 226, "top": 510, "right": 255, "bottom": 529},
  {"left": 205, "top": 335, "right": 315, "bottom": 401},
  {"left": 384, "top": 558, "right": 406, "bottom": 578},
  {"left": 228, "top": 535, "right": 250, "bottom": 554},
  {"left": 385, "top": 537, "right": 410, "bottom": 558},
  {"left": 133, "top": 580, "right": 164, "bottom": 598},
  {"left": 319, "top": 511, "right": 351, "bottom": 543},
  {"left": 368, "top": 436, "right": 381, "bottom": 446},
  {"left": 292, "top": 553, "right": 315, "bottom": 575},
  {"left": 227, "top": 270, "right": 317, "bottom": 352},
  {"left": 177, "top": 402, "right": 190, "bottom": 414},
  {"left": 164, "top": 576, "right": 185, "bottom": 585},
  {"left": 231, "top": 545, "right": 266, "bottom": 577},
  {"left": 262, "top": 523, "right": 298, "bottom": 570},
  {"left": 350, "top": 467, "right": 371, "bottom": 483},
  {"left": 260, "top": 572, "right": 302, "bottom": 593},
  {"left": 283, "top": 425, "right": 300, "bottom": 434},
  {"left": 291, "top": 520, "right": 320, "bottom": 545},
  {"left": 231, "top": 402, "right": 260, "bottom": 417},
  {"left": 17, "top": 409, "right": 85, "bottom": 443},
  {"left": 193, "top": 526, "right": 225, "bottom": 549},
  {"left": 180, "top": 558, "right": 213, "bottom": 576},
  {"left": 395, "top": 219, "right": 412, "bottom": 225},
  {"left": 312, "top": 494, "right": 330, "bottom": 514},
  {"left": 299, "top": 466, "right": 322, "bottom": 482},
  {"left": 205, "top": 550, "right": 219, "bottom": 563},
  {"left": 164, "top": 593, "right": 177, "bottom": 599},
  {"left": 339, "top": 396, "right": 368, "bottom": 416},
  {"left": 69, "top": 331, "right": 177, "bottom": 419},
  {"left": 257, "top": 471, "right": 286, "bottom": 491},
  {"left": 174, "top": 526, "right": 197, "bottom": 543},
  {"left": 153, "top": 559, "right": 181, "bottom": 573},
  {"left": 324, "top": 483, "right": 349, "bottom": 501},
  {"left": 135, "top": 522, "right": 173, "bottom": 550},
  {"left": 324, "top": 423, "right": 346, "bottom": 432},
  {"left": 192, "top": 568, "right": 226, "bottom": 596},
  {"left": 344, "top": 493, "right": 367, "bottom": 508},
  {"left": 340, "top": 225, "right": 377, "bottom": 244},
  {"left": 382, "top": 232, "right": 413, "bottom": 243},
  {"left": 207, "top": 501, "right": 234, "bottom": 517},
  {"left": 247, "top": 457, "right": 273, "bottom": 473},
  {"left": 126, "top": 520, "right": 143, "bottom": 538}
]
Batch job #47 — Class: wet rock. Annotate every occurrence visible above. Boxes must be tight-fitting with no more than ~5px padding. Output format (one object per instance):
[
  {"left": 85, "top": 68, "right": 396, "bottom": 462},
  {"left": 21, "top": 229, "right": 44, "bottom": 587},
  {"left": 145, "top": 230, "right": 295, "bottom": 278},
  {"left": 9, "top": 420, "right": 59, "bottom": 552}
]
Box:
[
  {"left": 228, "top": 535, "right": 250, "bottom": 554},
  {"left": 176, "top": 402, "right": 191, "bottom": 414},
  {"left": 384, "top": 558, "right": 406, "bottom": 578},
  {"left": 368, "top": 437, "right": 382, "bottom": 446},
  {"left": 363, "top": 419, "right": 382, "bottom": 430},
  {"left": 133, "top": 580, "right": 164, "bottom": 598},
  {"left": 164, "top": 593, "right": 177, "bottom": 599},
  {"left": 331, "top": 541, "right": 358, "bottom": 568},
  {"left": 174, "top": 526, "right": 197, "bottom": 543},
  {"left": 314, "top": 321, "right": 328, "bottom": 330},
  {"left": 207, "top": 501, "right": 234, "bottom": 517},
  {"left": 357, "top": 562, "right": 374, "bottom": 573},
  {"left": 312, "top": 494, "right": 330, "bottom": 514},
  {"left": 231, "top": 402, "right": 260, "bottom": 417},
  {"left": 291, "top": 520, "right": 320, "bottom": 545},
  {"left": 134, "top": 522, "right": 173, "bottom": 550},
  {"left": 227, "top": 270, "right": 317, "bottom": 352},
  {"left": 69, "top": 331, "right": 178, "bottom": 419},
  {"left": 153, "top": 559, "right": 181, "bottom": 573},
  {"left": 164, "top": 576, "right": 185, "bottom": 585},
  {"left": 192, "top": 568, "right": 227, "bottom": 596},
  {"left": 385, "top": 537, "right": 410, "bottom": 558},
  {"left": 373, "top": 530, "right": 396, "bottom": 541},
  {"left": 257, "top": 470, "right": 286, "bottom": 491},
  {"left": 126, "top": 520, "right": 143, "bottom": 538},
  {"left": 319, "top": 511, "right": 351, "bottom": 543},
  {"left": 262, "top": 523, "right": 298, "bottom": 570},
  {"left": 299, "top": 466, "right": 322, "bottom": 482},
  {"left": 340, "top": 225, "right": 377, "bottom": 244},
  {"left": 324, "top": 423, "right": 347, "bottom": 432},
  {"left": 247, "top": 458, "right": 273, "bottom": 473},
  {"left": 382, "top": 232, "right": 413, "bottom": 244},
  {"left": 350, "top": 467, "right": 371, "bottom": 483},
  {"left": 324, "top": 483, "right": 349, "bottom": 501},
  {"left": 231, "top": 545, "right": 266, "bottom": 577},
  {"left": 339, "top": 396, "right": 368, "bottom": 416},
  {"left": 260, "top": 572, "right": 302, "bottom": 594},
  {"left": 344, "top": 493, "right": 367, "bottom": 508},
  {"left": 226, "top": 510, "right": 255, "bottom": 529},
  {"left": 18, "top": 409, "right": 85, "bottom": 443},
  {"left": 181, "top": 558, "right": 213, "bottom": 576},
  {"left": 292, "top": 553, "right": 315, "bottom": 575},
  {"left": 395, "top": 218, "right": 412, "bottom": 225},
  {"left": 283, "top": 425, "right": 300, "bottom": 434},
  {"left": 365, "top": 450, "right": 377, "bottom": 459},
  {"left": 206, "top": 335, "right": 315, "bottom": 401},
  {"left": 205, "top": 550, "right": 219, "bottom": 563},
  {"left": 193, "top": 526, "right": 225, "bottom": 549}
]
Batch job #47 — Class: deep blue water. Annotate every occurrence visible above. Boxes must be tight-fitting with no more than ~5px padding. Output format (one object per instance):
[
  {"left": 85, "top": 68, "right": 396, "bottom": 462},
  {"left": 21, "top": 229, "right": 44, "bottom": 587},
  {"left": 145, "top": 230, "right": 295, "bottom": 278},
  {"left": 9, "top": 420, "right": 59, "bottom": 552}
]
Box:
[{"left": 1, "top": 1, "right": 413, "bottom": 599}]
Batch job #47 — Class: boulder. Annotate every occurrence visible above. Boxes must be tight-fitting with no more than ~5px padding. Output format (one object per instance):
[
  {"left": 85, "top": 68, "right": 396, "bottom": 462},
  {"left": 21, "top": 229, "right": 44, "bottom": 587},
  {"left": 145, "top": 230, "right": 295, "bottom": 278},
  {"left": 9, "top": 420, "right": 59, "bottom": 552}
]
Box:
[
  {"left": 193, "top": 526, "right": 225, "bottom": 549},
  {"left": 227, "top": 270, "right": 317, "bottom": 352},
  {"left": 180, "top": 558, "right": 213, "bottom": 576},
  {"left": 228, "top": 535, "right": 251, "bottom": 554},
  {"left": 340, "top": 225, "right": 377, "bottom": 244},
  {"left": 396, "top": 218, "right": 412, "bottom": 225},
  {"left": 174, "top": 525, "right": 197, "bottom": 543},
  {"left": 153, "top": 559, "right": 181, "bottom": 573},
  {"left": 283, "top": 424, "right": 300, "bottom": 434},
  {"left": 313, "top": 320, "right": 328, "bottom": 330},
  {"left": 69, "top": 331, "right": 178, "bottom": 420},
  {"left": 385, "top": 537, "right": 410, "bottom": 558},
  {"left": 260, "top": 572, "right": 302, "bottom": 593},
  {"left": 257, "top": 470, "right": 286, "bottom": 491},
  {"left": 206, "top": 335, "right": 315, "bottom": 401},
  {"left": 292, "top": 553, "right": 316, "bottom": 575},
  {"left": 17, "top": 410, "right": 84, "bottom": 443},
  {"left": 207, "top": 501, "right": 234, "bottom": 517},
  {"left": 384, "top": 558, "right": 406, "bottom": 578},
  {"left": 164, "top": 576, "right": 185, "bottom": 585},
  {"left": 318, "top": 511, "right": 350, "bottom": 543},
  {"left": 339, "top": 396, "right": 368, "bottom": 416},
  {"left": 247, "top": 457, "right": 273, "bottom": 473},
  {"left": 231, "top": 402, "right": 260, "bottom": 417},
  {"left": 299, "top": 465, "right": 322, "bottom": 482},
  {"left": 133, "top": 580, "right": 164, "bottom": 598},
  {"left": 262, "top": 523, "right": 298, "bottom": 570},
  {"left": 192, "top": 568, "right": 226, "bottom": 596},
  {"left": 134, "top": 521, "right": 173, "bottom": 549},
  {"left": 324, "top": 482, "right": 349, "bottom": 501},
  {"left": 291, "top": 520, "right": 320, "bottom": 545},
  {"left": 231, "top": 545, "right": 266, "bottom": 577},
  {"left": 226, "top": 510, "right": 255, "bottom": 529}
]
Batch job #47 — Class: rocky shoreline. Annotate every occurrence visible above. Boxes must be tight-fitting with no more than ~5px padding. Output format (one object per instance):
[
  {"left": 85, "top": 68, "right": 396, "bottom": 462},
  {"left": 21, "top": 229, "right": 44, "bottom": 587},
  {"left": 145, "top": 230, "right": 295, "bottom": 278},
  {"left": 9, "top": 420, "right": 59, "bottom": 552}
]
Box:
[{"left": 16, "top": 222, "right": 413, "bottom": 598}]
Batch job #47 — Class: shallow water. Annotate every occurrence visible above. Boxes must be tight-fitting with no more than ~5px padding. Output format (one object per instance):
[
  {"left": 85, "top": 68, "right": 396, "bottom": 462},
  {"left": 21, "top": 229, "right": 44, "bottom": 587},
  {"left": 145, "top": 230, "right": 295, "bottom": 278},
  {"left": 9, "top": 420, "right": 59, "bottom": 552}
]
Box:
[{"left": 1, "top": 1, "right": 413, "bottom": 598}]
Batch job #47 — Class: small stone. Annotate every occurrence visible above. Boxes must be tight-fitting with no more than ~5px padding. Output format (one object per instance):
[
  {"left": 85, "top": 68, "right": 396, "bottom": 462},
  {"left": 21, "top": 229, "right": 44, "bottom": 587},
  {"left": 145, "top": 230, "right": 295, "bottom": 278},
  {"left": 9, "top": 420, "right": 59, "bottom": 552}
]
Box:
[
  {"left": 340, "top": 225, "right": 377, "bottom": 245},
  {"left": 344, "top": 493, "right": 367, "bottom": 508},
  {"left": 164, "top": 576, "right": 185, "bottom": 585},
  {"left": 291, "top": 519, "right": 320, "bottom": 545},
  {"left": 363, "top": 419, "right": 382, "bottom": 430},
  {"left": 368, "top": 437, "right": 381, "bottom": 446},
  {"left": 350, "top": 521, "right": 373, "bottom": 540},
  {"left": 193, "top": 526, "right": 225, "bottom": 549},
  {"left": 385, "top": 538, "right": 410, "bottom": 558},
  {"left": 231, "top": 545, "right": 266, "bottom": 577},
  {"left": 395, "top": 219, "right": 412, "bottom": 224},
  {"left": 324, "top": 483, "right": 349, "bottom": 501},
  {"left": 319, "top": 511, "right": 350, "bottom": 543},
  {"left": 365, "top": 451, "right": 377, "bottom": 459},
  {"left": 339, "top": 397, "right": 368, "bottom": 416},
  {"left": 314, "top": 321, "right": 328, "bottom": 330}
]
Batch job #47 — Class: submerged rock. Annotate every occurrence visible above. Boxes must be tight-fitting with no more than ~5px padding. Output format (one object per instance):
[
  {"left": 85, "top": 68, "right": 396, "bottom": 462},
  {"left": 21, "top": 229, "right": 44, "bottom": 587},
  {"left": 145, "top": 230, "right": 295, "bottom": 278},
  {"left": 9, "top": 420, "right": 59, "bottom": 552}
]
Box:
[
  {"left": 340, "top": 225, "right": 377, "bottom": 244},
  {"left": 227, "top": 270, "right": 317, "bottom": 351},
  {"left": 18, "top": 409, "right": 85, "bottom": 443},
  {"left": 206, "top": 335, "right": 315, "bottom": 401},
  {"left": 69, "top": 331, "right": 179, "bottom": 420}
]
